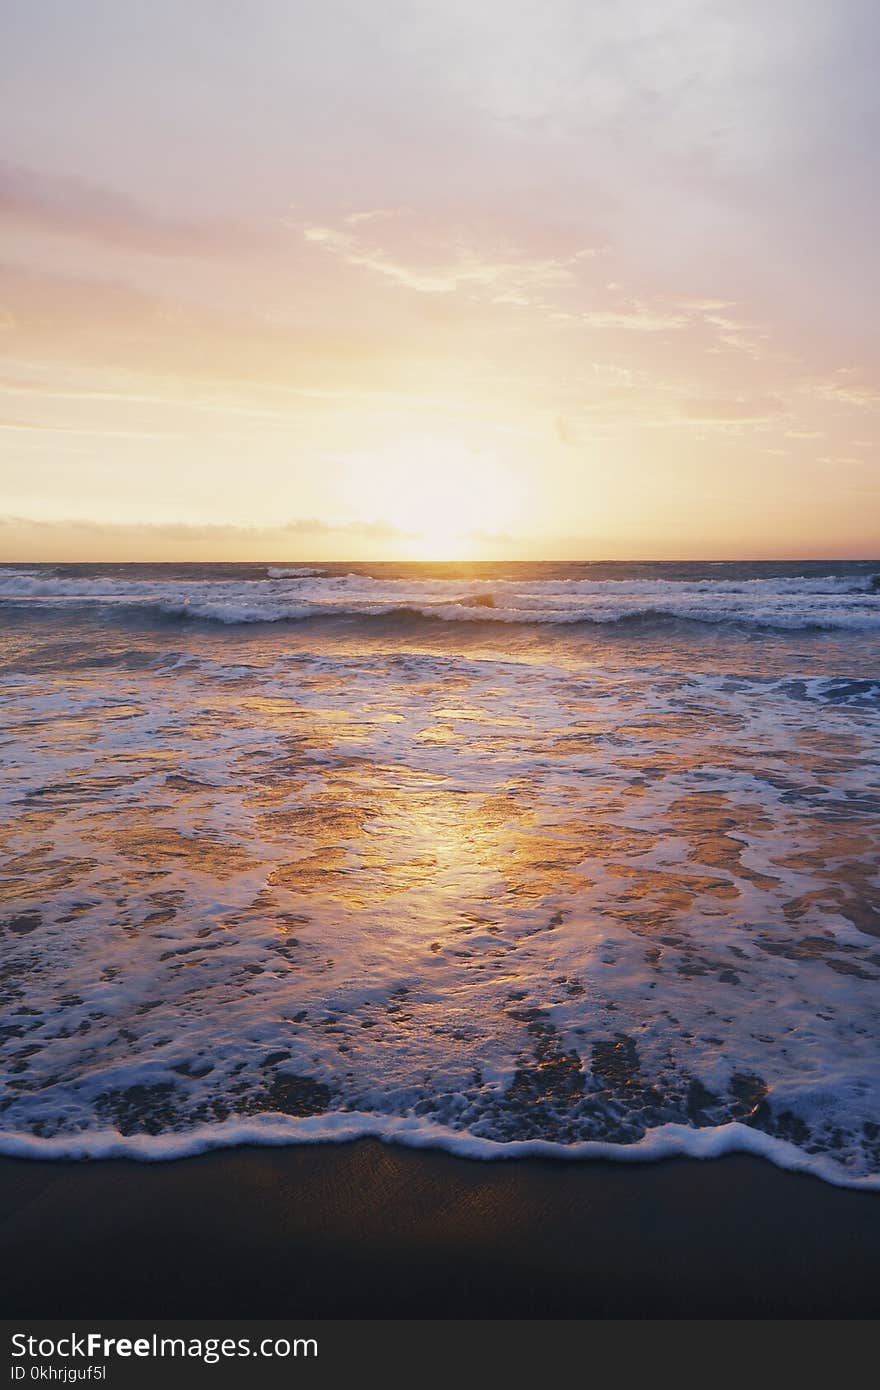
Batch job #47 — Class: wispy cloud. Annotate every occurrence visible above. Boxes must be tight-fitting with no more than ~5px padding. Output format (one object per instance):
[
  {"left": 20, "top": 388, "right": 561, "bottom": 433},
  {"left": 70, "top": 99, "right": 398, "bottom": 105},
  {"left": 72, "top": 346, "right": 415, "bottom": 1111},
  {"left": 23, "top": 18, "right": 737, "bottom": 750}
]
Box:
[
  {"left": 0, "top": 162, "right": 255, "bottom": 257},
  {"left": 0, "top": 514, "right": 411, "bottom": 542},
  {"left": 678, "top": 395, "right": 788, "bottom": 422},
  {"left": 578, "top": 306, "right": 688, "bottom": 333},
  {"left": 298, "top": 215, "right": 600, "bottom": 300},
  {"left": 702, "top": 311, "right": 773, "bottom": 360},
  {"left": 815, "top": 370, "right": 880, "bottom": 409},
  {"left": 297, "top": 213, "right": 788, "bottom": 358},
  {"left": 0, "top": 416, "right": 178, "bottom": 439}
]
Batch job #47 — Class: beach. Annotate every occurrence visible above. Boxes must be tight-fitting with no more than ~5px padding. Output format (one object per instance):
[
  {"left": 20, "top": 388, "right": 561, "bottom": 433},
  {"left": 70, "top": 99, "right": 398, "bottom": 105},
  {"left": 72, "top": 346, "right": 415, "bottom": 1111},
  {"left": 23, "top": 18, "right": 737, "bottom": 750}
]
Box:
[
  {"left": 2, "top": 561, "right": 879, "bottom": 1182},
  {"left": 1, "top": 560, "right": 879, "bottom": 1319},
  {"left": 1, "top": 1140, "right": 879, "bottom": 1318},
  {"left": 5, "top": 0, "right": 880, "bottom": 1336}
]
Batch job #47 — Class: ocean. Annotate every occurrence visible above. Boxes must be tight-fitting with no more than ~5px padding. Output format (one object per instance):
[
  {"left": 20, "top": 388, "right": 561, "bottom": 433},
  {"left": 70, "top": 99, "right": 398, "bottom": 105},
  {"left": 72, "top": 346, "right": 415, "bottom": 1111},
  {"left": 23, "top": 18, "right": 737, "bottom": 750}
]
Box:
[{"left": 1, "top": 559, "right": 879, "bottom": 1186}]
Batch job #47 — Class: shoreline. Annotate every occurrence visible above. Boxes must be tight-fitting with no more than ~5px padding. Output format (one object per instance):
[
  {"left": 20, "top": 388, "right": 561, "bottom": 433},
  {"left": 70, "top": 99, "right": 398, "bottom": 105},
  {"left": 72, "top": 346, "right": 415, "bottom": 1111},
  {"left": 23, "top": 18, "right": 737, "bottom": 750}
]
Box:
[
  {"left": 1, "top": 1114, "right": 877, "bottom": 1190},
  {"left": 1, "top": 1140, "right": 878, "bottom": 1318}
]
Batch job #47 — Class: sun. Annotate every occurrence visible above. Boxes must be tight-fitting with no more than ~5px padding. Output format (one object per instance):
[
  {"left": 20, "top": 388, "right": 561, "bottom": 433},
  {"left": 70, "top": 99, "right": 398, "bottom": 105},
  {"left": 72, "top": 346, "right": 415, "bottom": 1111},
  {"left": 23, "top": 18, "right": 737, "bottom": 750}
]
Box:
[
  {"left": 407, "top": 523, "right": 472, "bottom": 562},
  {"left": 341, "top": 437, "right": 524, "bottom": 559}
]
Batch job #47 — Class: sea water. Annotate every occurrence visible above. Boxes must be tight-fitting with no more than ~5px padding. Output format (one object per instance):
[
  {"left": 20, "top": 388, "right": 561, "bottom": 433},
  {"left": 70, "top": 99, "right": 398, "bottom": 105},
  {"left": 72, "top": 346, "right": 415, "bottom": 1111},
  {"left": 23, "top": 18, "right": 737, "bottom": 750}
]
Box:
[{"left": 1, "top": 559, "right": 878, "bottom": 1186}]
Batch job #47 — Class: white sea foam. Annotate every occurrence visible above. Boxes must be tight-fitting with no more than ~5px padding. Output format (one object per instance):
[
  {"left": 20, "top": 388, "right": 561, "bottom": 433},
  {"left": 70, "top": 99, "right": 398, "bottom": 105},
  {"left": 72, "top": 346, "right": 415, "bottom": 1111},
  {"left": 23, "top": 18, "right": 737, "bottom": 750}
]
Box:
[
  {"left": 1, "top": 1114, "right": 878, "bottom": 1189},
  {"left": 1, "top": 623, "right": 878, "bottom": 1187},
  {"left": 266, "top": 566, "right": 324, "bottom": 578},
  {"left": 1, "top": 569, "right": 879, "bottom": 630}
]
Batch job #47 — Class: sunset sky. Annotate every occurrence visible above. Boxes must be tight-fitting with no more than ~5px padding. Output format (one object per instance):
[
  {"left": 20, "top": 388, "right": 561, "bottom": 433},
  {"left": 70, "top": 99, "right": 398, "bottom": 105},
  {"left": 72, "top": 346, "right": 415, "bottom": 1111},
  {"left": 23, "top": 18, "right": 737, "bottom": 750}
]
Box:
[{"left": 1, "top": 0, "right": 878, "bottom": 561}]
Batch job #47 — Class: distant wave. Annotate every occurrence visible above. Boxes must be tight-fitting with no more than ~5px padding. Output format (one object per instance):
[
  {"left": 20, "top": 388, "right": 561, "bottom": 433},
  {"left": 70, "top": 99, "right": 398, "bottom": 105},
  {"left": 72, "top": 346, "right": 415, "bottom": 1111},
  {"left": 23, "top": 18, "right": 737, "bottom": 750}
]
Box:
[
  {"left": 2, "top": 570, "right": 879, "bottom": 632},
  {"left": 266, "top": 566, "right": 326, "bottom": 579}
]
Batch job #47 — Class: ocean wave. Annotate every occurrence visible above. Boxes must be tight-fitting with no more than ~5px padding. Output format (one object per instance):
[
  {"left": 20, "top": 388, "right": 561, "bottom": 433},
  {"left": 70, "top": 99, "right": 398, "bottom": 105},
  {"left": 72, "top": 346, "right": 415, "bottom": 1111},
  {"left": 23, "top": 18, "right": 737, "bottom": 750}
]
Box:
[
  {"left": 3, "top": 580, "right": 879, "bottom": 1189},
  {"left": 0, "top": 1113, "right": 877, "bottom": 1188},
  {"left": 2, "top": 569, "right": 879, "bottom": 632},
  {"left": 7, "top": 596, "right": 880, "bottom": 633},
  {"left": 266, "top": 566, "right": 326, "bottom": 578}
]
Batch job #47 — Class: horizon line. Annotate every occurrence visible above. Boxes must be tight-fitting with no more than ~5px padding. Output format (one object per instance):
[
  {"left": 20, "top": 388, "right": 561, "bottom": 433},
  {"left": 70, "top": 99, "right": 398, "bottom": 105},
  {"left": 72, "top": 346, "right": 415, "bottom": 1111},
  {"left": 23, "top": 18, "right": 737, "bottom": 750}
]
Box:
[{"left": 3, "top": 555, "right": 880, "bottom": 567}]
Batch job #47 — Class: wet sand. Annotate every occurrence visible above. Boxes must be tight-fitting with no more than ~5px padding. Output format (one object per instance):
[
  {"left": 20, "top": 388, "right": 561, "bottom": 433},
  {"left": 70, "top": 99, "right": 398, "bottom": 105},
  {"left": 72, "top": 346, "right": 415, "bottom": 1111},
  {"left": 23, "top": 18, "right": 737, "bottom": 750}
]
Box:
[{"left": 1, "top": 1141, "right": 878, "bottom": 1318}]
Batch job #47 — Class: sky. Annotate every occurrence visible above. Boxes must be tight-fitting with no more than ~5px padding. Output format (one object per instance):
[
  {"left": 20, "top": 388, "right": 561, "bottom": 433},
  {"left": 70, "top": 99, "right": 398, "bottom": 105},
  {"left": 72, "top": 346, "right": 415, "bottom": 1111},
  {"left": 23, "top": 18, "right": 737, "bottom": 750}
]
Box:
[{"left": 1, "top": 0, "right": 878, "bottom": 561}]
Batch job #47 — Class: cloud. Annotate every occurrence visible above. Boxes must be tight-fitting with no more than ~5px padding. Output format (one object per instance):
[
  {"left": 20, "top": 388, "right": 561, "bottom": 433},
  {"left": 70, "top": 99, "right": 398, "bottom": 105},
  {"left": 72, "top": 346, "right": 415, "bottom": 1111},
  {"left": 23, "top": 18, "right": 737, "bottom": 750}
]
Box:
[
  {"left": 678, "top": 394, "right": 788, "bottom": 421},
  {"left": 278, "top": 517, "right": 410, "bottom": 539},
  {"left": 0, "top": 512, "right": 415, "bottom": 561},
  {"left": 0, "top": 161, "right": 255, "bottom": 257},
  {"left": 579, "top": 306, "right": 688, "bottom": 333},
  {"left": 344, "top": 208, "right": 406, "bottom": 226},
  {"left": 0, "top": 261, "right": 410, "bottom": 395},
  {"left": 299, "top": 219, "right": 782, "bottom": 352},
  {"left": 816, "top": 371, "right": 880, "bottom": 409},
  {"left": 701, "top": 311, "right": 774, "bottom": 361},
  {"left": 0, "top": 515, "right": 411, "bottom": 542},
  {"left": 0, "top": 416, "right": 177, "bottom": 439},
  {"left": 298, "top": 215, "right": 601, "bottom": 300}
]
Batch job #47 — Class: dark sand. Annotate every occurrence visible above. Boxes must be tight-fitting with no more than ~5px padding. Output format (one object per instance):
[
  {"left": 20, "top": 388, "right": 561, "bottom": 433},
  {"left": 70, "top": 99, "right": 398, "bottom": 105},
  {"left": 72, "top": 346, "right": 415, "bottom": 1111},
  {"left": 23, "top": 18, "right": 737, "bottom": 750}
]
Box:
[{"left": 1, "top": 1141, "right": 877, "bottom": 1318}]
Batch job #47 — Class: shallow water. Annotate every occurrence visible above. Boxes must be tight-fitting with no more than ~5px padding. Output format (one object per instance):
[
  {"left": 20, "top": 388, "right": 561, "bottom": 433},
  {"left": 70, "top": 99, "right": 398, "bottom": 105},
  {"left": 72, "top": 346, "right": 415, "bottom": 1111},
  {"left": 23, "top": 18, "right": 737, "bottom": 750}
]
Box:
[{"left": 1, "top": 560, "right": 879, "bottom": 1184}]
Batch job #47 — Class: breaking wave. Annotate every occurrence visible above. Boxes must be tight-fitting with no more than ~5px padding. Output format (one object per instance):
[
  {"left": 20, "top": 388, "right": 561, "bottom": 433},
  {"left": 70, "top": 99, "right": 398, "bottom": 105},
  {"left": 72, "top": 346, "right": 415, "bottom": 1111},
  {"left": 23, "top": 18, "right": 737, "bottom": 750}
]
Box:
[{"left": 2, "top": 567, "right": 880, "bottom": 632}]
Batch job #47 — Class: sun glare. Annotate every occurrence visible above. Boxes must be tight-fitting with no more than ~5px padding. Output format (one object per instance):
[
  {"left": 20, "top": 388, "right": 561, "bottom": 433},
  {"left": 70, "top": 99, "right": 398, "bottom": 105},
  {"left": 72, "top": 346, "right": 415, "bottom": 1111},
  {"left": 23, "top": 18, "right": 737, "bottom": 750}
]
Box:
[{"left": 341, "top": 438, "right": 524, "bottom": 559}]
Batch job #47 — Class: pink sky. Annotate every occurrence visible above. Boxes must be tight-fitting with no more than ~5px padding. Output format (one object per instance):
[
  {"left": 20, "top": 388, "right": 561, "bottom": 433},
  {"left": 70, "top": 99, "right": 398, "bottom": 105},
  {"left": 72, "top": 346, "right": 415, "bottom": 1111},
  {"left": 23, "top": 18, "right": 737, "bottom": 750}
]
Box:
[{"left": 1, "top": 1, "right": 878, "bottom": 559}]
